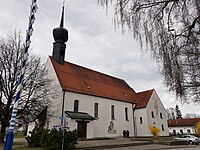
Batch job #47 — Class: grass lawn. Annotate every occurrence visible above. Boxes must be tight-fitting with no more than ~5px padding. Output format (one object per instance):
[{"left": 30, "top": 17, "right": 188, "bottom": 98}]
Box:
[
  {"left": 14, "top": 133, "right": 26, "bottom": 138},
  {"left": 13, "top": 147, "right": 44, "bottom": 150},
  {"left": 0, "top": 145, "right": 44, "bottom": 150}
]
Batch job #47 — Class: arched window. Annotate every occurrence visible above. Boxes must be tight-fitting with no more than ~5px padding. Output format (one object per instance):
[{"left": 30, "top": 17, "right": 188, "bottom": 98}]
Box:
[
  {"left": 160, "top": 113, "right": 163, "bottom": 119},
  {"left": 139, "top": 117, "right": 143, "bottom": 124},
  {"left": 151, "top": 111, "right": 155, "bottom": 118},
  {"left": 94, "top": 103, "right": 99, "bottom": 118},
  {"left": 173, "top": 130, "right": 176, "bottom": 135},
  {"left": 161, "top": 124, "right": 165, "bottom": 131},
  {"left": 187, "top": 129, "right": 191, "bottom": 134},
  {"left": 111, "top": 105, "right": 115, "bottom": 120},
  {"left": 180, "top": 129, "right": 183, "bottom": 134},
  {"left": 74, "top": 100, "right": 79, "bottom": 112},
  {"left": 125, "top": 107, "right": 129, "bottom": 121}
]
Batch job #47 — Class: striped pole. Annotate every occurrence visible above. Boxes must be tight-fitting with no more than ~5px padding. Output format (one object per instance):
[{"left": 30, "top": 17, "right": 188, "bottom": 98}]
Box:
[{"left": 3, "top": 0, "right": 38, "bottom": 149}]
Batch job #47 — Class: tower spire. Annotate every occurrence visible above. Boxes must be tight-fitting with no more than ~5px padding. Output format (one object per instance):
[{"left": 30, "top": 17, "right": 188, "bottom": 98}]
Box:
[
  {"left": 52, "top": 1, "right": 69, "bottom": 65},
  {"left": 60, "top": 1, "right": 65, "bottom": 27}
]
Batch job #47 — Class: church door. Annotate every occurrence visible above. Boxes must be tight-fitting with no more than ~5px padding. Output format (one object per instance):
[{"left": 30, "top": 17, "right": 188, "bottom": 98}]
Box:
[{"left": 77, "top": 121, "right": 87, "bottom": 138}]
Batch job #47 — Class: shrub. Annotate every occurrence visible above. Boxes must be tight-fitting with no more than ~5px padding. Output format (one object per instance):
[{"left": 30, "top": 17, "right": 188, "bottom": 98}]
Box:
[
  {"left": 26, "top": 127, "right": 49, "bottom": 147},
  {"left": 26, "top": 128, "right": 78, "bottom": 150},
  {"left": 63, "top": 130, "right": 78, "bottom": 149},
  {"left": 195, "top": 122, "right": 200, "bottom": 136},
  {"left": 149, "top": 125, "right": 160, "bottom": 139}
]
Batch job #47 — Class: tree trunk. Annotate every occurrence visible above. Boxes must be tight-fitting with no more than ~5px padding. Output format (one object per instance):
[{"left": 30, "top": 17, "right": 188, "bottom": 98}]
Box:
[
  {"left": 23, "top": 124, "right": 28, "bottom": 136},
  {"left": 0, "top": 122, "right": 7, "bottom": 144}
]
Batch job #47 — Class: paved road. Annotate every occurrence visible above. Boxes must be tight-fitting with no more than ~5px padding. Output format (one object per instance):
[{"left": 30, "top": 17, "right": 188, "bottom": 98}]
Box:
[{"left": 103, "top": 144, "right": 200, "bottom": 150}]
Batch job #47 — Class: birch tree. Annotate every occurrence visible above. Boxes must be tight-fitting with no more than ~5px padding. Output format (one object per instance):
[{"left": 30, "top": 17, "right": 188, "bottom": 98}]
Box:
[{"left": 98, "top": 0, "right": 200, "bottom": 103}]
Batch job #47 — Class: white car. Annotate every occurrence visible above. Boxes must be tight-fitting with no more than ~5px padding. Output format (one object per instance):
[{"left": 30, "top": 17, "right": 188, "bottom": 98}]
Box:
[{"left": 174, "top": 135, "right": 200, "bottom": 144}]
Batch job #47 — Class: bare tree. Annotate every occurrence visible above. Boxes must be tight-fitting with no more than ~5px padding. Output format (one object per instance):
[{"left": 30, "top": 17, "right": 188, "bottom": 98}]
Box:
[
  {"left": 185, "top": 113, "right": 200, "bottom": 118},
  {"left": 98, "top": 0, "right": 200, "bottom": 103},
  {"left": 0, "top": 31, "right": 57, "bottom": 143},
  {"left": 166, "top": 107, "right": 176, "bottom": 120}
]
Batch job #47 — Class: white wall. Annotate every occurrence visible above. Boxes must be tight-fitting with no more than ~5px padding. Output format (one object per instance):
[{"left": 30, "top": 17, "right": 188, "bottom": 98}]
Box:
[
  {"left": 27, "top": 122, "right": 36, "bottom": 136},
  {"left": 42, "top": 58, "right": 169, "bottom": 138},
  {"left": 60, "top": 91, "right": 135, "bottom": 138},
  {"left": 146, "top": 90, "right": 169, "bottom": 136},
  {"left": 27, "top": 58, "right": 63, "bottom": 133},
  {"left": 45, "top": 57, "right": 64, "bottom": 129},
  {"left": 134, "top": 90, "right": 169, "bottom": 137},
  {"left": 168, "top": 126, "right": 196, "bottom": 135},
  {"left": 45, "top": 58, "right": 135, "bottom": 138},
  {"left": 134, "top": 108, "right": 149, "bottom": 136}
]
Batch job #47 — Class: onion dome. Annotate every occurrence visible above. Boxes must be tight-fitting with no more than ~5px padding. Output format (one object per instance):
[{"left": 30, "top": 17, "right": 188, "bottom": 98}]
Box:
[{"left": 53, "top": 6, "right": 68, "bottom": 43}]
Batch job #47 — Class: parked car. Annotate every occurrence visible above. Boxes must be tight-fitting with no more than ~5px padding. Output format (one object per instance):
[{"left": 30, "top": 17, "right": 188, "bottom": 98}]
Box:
[{"left": 174, "top": 135, "right": 200, "bottom": 144}]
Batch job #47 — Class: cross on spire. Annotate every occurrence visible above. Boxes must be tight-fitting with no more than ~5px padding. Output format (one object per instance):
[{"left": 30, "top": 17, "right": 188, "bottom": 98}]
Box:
[{"left": 60, "top": 0, "right": 65, "bottom": 28}]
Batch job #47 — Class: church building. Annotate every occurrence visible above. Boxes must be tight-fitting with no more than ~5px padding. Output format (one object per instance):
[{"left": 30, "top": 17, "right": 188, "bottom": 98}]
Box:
[{"left": 29, "top": 6, "right": 169, "bottom": 139}]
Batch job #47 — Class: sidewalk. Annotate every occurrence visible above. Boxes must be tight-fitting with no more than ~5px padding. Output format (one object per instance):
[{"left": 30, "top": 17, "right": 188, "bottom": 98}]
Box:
[
  {"left": 76, "top": 138, "right": 152, "bottom": 149},
  {"left": 1, "top": 137, "right": 197, "bottom": 150},
  {"left": 76, "top": 138, "right": 200, "bottom": 150},
  {"left": 0, "top": 137, "right": 151, "bottom": 149}
]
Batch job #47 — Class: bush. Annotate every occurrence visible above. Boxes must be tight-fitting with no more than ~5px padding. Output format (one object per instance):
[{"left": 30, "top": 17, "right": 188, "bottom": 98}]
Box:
[
  {"left": 26, "top": 127, "right": 49, "bottom": 147},
  {"left": 195, "top": 122, "right": 200, "bottom": 136},
  {"left": 149, "top": 125, "right": 160, "bottom": 140},
  {"left": 26, "top": 128, "right": 78, "bottom": 150}
]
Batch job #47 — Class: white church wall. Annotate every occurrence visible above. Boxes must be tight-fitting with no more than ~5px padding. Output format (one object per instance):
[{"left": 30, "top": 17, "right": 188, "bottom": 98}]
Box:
[
  {"left": 63, "top": 91, "right": 135, "bottom": 138},
  {"left": 146, "top": 90, "right": 169, "bottom": 136},
  {"left": 45, "top": 58, "right": 64, "bottom": 129},
  {"left": 43, "top": 58, "right": 169, "bottom": 138},
  {"left": 27, "top": 122, "right": 35, "bottom": 136},
  {"left": 134, "top": 108, "right": 149, "bottom": 136},
  {"left": 87, "top": 121, "right": 94, "bottom": 139}
]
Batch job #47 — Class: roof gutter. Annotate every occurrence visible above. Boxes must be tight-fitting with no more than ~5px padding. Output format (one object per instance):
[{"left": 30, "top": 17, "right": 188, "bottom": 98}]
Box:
[
  {"left": 132, "top": 103, "right": 137, "bottom": 137},
  {"left": 61, "top": 90, "right": 65, "bottom": 126}
]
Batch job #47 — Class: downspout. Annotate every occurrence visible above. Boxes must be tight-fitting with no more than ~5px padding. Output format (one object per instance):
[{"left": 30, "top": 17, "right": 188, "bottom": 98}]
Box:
[
  {"left": 132, "top": 103, "right": 137, "bottom": 137},
  {"left": 61, "top": 90, "right": 65, "bottom": 126}
]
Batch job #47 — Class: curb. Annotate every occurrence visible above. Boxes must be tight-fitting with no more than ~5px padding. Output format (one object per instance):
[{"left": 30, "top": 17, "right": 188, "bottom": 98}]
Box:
[{"left": 76, "top": 141, "right": 152, "bottom": 149}]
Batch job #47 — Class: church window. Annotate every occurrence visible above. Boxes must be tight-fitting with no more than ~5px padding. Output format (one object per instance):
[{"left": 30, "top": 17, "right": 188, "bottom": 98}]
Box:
[
  {"left": 151, "top": 111, "right": 155, "bottom": 118},
  {"left": 173, "top": 130, "right": 176, "bottom": 135},
  {"left": 161, "top": 124, "right": 165, "bottom": 131},
  {"left": 125, "top": 107, "right": 129, "bottom": 121},
  {"left": 139, "top": 117, "right": 143, "bottom": 124},
  {"left": 187, "top": 129, "right": 191, "bottom": 134},
  {"left": 74, "top": 100, "right": 79, "bottom": 112},
  {"left": 94, "top": 103, "right": 99, "bottom": 118},
  {"left": 111, "top": 105, "right": 115, "bottom": 120},
  {"left": 160, "top": 113, "right": 163, "bottom": 119},
  {"left": 180, "top": 129, "right": 183, "bottom": 134}
]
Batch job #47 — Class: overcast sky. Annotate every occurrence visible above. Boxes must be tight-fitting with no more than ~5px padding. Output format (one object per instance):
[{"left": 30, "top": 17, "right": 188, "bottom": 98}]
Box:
[{"left": 0, "top": 0, "right": 199, "bottom": 116}]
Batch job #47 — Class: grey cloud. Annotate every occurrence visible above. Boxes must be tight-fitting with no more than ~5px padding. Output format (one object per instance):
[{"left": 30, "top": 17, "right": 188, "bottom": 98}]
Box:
[{"left": 0, "top": 0, "right": 196, "bottom": 115}]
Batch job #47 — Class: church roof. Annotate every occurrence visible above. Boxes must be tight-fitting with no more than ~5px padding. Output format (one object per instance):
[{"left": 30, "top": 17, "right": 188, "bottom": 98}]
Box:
[
  {"left": 168, "top": 118, "right": 200, "bottom": 127},
  {"left": 135, "top": 89, "right": 154, "bottom": 109},
  {"left": 50, "top": 56, "right": 140, "bottom": 104}
]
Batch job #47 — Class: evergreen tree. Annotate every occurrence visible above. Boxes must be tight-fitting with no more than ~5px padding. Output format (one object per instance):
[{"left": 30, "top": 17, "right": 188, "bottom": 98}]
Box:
[{"left": 175, "top": 105, "right": 182, "bottom": 119}]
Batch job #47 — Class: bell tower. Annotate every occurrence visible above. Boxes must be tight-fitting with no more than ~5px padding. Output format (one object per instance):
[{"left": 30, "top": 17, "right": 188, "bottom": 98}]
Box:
[{"left": 52, "top": 4, "right": 69, "bottom": 64}]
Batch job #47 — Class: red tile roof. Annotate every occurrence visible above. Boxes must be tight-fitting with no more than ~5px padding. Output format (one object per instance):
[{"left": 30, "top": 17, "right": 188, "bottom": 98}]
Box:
[
  {"left": 50, "top": 56, "right": 141, "bottom": 104},
  {"left": 168, "top": 118, "right": 200, "bottom": 127},
  {"left": 135, "top": 89, "right": 154, "bottom": 109}
]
